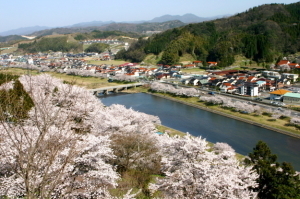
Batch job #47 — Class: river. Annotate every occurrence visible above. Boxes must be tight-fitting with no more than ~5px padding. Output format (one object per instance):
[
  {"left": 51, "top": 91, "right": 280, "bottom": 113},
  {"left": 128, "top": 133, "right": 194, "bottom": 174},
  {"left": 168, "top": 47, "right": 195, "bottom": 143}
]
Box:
[{"left": 100, "top": 93, "right": 300, "bottom": 170}]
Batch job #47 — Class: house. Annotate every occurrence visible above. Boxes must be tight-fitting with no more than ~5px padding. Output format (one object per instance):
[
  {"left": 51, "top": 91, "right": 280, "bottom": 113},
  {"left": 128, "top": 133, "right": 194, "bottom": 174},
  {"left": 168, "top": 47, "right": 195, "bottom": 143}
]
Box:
[
  {"left": 193, "top": 60, "right": 202, "bottom": 67},
  {"left": 189, "top": 78, "right": 200, "bottom": 86},
  {"left": 184, "top": 64, "right": 195, "bottom": 68},
  {"left": 255, "top": 80, "right": 267, "bottom": 91},
  {"left": 262, "top": 71, "right": 281, "bottom": 79},
  {"left": 265, "top": 79, "right": 276, "bottom": 91},
  {"left": 289, "top": 63, "right": 299, "bottom": 69},
  {"left": 155, "top": 73, "right": 170, "bottom": 80},
  {"left": 269, "top": 89, "right": 291, "bottom": 101},
  {"left": 207, "top": 61, "right": 218, "bottom": 67},
  {"left": 283, "top": 92, "right": 300, "bottom": 104},
  {"left": 239, "top": 82, "right": 259, "bottom": 96},
  {"left": 198, "top": 79, "right": 209, "bottom": 87},
  {"left": 220, "top": 82, "right": 234, "bottom": 93},
  {"left": 246, "top": 76, "right": 257, "bottom": 82},
  {"left": 281, "top": 73, "right": 299, "bottom": 82},
  {"left": 277, "top": 60, "right": 290, "bottom": 67}
]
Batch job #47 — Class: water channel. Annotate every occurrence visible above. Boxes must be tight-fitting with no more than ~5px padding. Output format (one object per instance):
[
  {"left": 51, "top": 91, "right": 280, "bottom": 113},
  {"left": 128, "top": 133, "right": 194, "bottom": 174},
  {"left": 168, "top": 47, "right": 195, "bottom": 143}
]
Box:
[{"left": 100, "top": 93, "right": 300, "bottom": 170}]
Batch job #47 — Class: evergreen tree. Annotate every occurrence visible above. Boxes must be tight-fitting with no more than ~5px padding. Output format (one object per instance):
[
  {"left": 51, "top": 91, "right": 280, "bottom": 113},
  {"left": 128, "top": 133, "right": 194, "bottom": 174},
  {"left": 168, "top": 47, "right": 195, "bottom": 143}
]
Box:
[
  {"left": 85, "top": 43, "right": 109, "bottom": 53},
  {"left": 245, "top": 141, "right": 300, "bottom": 199}
]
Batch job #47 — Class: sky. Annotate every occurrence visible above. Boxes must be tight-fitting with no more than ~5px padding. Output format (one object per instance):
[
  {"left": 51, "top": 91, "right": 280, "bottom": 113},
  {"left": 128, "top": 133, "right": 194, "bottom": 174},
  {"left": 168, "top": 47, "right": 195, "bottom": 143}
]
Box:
[{"left": 0, "top": 0, "right": 298, "bottom": 33}]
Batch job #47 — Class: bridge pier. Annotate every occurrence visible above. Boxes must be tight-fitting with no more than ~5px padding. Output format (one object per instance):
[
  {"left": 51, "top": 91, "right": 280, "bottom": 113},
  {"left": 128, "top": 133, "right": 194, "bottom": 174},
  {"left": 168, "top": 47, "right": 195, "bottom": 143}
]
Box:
[
  {"left": 89, "top": 83, "right": 144, "bottom": 96},
  {"left": 113, "top": 88, "right": 119, "bottom": 93}
]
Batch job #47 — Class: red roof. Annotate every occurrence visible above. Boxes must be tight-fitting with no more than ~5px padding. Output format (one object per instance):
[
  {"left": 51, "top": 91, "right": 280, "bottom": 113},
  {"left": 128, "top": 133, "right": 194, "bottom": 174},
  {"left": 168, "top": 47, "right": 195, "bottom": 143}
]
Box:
[
  {"left": 119, "top": 62, "right": 131, "bottom": 67},
  {"left": 247, "top": 76, "right": 255, "bottom": 81},
  {"left": 223, "top": 82, "right": 232, "bottom": 86},
  {"left": 277, "top": 60, "right": 289, "bottom": 65},
  {"left": 289, "top": 63, "right": 299, "bottom": 68},
  {"left": 208, "top": 61, "right": 218, "bottom": 65},
  {"left": 184, "top": 64, "right": 195, "bottom": 67}
]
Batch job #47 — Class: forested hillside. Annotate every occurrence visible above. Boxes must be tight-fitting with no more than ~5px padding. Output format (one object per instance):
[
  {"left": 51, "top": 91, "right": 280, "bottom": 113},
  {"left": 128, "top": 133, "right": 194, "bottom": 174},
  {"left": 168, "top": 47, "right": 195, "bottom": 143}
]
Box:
[
  {"left": 0, "top": 35, "right": 27, "bottom": 43},
  {"left": 116, "top": 2, "right": 300, "bottom": 66},
  {"left": 73, "top": 30, "right": 141, "bottom": 41},
  {"left": 18, "top": 36, "right": 83, "bottom": 53}
]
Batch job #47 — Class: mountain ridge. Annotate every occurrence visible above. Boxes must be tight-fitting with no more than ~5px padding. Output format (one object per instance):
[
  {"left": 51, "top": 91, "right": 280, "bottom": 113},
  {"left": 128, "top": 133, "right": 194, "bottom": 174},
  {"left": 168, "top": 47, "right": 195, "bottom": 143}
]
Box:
[
  {"left": 115, "top": 2, "right": 300, "bottom": 66},
  {"left": 0, "top": 13, "right": 229, "bottom": 37}
]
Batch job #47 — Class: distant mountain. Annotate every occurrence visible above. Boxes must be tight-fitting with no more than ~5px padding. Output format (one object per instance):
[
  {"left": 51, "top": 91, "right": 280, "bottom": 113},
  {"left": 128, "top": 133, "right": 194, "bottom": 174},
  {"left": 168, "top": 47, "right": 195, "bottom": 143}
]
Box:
[
  {"left": 30, "top": 20, "right": 186, "bottom": 37},
  {"left": 0, "top": 35, "right": 27, "bottom": 43},
  {"left": 70, "top": 21, "right": 114, "bottom": 28},
  {"left": 149, "top": 13, "right": 230, "bottom": 23},
  {"left": 0, "top": 26, "right": 51, "bottom": 37},
  {"left": 0, "top": 13, "right": 229, "bottom": 37}
]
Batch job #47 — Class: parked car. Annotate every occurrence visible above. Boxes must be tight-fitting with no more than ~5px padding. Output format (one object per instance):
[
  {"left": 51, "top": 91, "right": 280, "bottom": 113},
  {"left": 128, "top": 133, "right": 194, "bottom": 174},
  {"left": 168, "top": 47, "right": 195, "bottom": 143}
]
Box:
[
  {"left": 208, "top": 91, "right": 215, "bottom": 95},
  {"left": 254, "top": 98, "right": 263, "bottom": 101}
]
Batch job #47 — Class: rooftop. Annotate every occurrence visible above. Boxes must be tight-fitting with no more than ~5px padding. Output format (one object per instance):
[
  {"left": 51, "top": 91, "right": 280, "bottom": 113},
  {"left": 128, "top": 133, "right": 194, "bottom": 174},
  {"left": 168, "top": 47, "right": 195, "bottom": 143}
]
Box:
[
  {"left": 283, "top": 92, "right": 300, "bottom": 98},
  {"left": 269, "top": 89, "right": 291, "bottom": 95}
]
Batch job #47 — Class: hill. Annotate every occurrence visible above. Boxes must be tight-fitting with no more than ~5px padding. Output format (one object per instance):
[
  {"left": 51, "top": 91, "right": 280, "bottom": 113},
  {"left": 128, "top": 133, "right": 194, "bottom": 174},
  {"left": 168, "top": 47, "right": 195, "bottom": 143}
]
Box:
[
  {"left": 29, "top": 20, "right": 186, "bottom": 37},
  {"left": 116, "top": 2, "right": 300, "bottom": 67},
  {"left": 0, "top": 35, "right": 27, "bottom": 43},
  {"left": 149, "top": 13, "right": 228, "bottom": 23},
  {"left": 0, "top": 26, "right": 50, "bottom": 37},
  {"left": 0, "top": 13, "right": 226, "bottom": 37}
]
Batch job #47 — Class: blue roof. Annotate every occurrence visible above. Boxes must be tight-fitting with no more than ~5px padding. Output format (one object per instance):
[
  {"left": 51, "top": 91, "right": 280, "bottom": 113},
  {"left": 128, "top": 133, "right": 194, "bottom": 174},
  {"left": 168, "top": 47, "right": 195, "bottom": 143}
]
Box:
[
  {"left": 283, "top": 92, "right": 300, "bottom": 98},
  {"left": 256, "top": 81, "right": 266, "bottom": 84}
]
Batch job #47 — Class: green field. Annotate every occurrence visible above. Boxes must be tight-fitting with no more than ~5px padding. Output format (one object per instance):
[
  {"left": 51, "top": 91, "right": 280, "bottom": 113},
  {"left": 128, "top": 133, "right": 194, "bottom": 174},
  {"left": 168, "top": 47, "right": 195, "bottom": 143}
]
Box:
[
  {"left": 181, "top": 68, "right": 206, "bottom": 74},
  {"left": 87, "top": 59, "right": 127, "bottom": 66},
  {"left": 0, "top": 47, "right": 18, "bottom": 54}
]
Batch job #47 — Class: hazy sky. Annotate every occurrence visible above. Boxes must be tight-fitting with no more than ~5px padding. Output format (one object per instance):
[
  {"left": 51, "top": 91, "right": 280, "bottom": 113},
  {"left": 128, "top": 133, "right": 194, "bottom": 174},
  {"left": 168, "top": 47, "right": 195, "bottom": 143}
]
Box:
[{"left": 0, "top": 0, "right": 298, "bottom": 32}]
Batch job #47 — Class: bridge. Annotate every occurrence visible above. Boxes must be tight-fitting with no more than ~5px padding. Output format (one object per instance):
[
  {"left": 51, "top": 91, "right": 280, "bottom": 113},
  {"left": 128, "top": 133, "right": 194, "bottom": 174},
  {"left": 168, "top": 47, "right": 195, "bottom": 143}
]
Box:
[{"left": 89, "top": 83, "right": 145, "bottom": 95}]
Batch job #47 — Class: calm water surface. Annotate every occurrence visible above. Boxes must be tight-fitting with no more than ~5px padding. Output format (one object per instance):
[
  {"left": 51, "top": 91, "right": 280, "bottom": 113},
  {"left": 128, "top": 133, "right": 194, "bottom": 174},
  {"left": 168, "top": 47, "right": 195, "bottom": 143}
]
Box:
[{"left": 100, "top": 93, "right": 300, "bottom": 170}]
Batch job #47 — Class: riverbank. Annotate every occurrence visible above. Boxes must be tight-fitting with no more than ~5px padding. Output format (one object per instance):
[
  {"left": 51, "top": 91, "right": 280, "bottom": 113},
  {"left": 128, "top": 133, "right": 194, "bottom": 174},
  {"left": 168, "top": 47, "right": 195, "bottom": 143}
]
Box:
[
  {"left": 146, "top": 91, "right": 300, "bottom": 139},
  {"left": 2, "top": 68, "right": 299, "bottom": 139},
  {"left": 118, "top": 87, "right": 300, "bottom": 138}
]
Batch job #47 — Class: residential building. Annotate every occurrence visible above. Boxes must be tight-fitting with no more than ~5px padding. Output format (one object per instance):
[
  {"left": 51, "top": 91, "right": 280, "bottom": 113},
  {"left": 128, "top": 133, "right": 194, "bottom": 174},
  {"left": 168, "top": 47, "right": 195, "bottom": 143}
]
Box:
[
  {"left": 283, "top": 92, "right": 300, "bottom": 104},
  {"left": 239, "top": 82, "right": 259, "bottom": 96},
  {"left": 269, "top": 89, "right": 291, "bottom": 100}
]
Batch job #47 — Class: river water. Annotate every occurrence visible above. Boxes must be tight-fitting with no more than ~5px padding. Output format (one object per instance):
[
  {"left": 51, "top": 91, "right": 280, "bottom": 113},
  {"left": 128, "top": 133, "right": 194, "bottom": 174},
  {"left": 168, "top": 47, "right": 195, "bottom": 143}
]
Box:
[{"left": 100, "top": 93, "right": 300, "bottom": 170}]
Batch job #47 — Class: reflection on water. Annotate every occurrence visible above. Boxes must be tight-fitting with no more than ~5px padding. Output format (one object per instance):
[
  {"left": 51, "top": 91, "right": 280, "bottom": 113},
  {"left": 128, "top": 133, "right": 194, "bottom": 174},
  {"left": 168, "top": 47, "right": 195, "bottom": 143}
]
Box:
[{"left": 100, "top": 93, "right": 300, "bottom": 170}]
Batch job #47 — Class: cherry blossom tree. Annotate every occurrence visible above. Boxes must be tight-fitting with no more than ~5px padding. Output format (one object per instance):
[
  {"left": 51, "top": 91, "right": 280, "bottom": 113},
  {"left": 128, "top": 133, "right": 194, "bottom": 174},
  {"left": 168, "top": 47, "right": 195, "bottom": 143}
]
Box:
[
  {"left": 151, "top": 82, "right": 199, "bottom": 97},
  {"left": 290, "top": 117, "right": 300, "bottom": 125},
  {"left": 0, "top": 74, "right": 160, "bottom": 198},
  {"left": 0, "top": 74, "right": 118, "bottom": 198},
  {"left": 149, "top": 134, "right": 258, "bottom": 199},
  {"left": 112, "top": 74, "right": 138, "bottom": 82},
  {"left": 200, "top": 95, "right": 262, "bottom": 114},
  {"left": 200, "top": 95, "right": 226, "bottom": 105}
]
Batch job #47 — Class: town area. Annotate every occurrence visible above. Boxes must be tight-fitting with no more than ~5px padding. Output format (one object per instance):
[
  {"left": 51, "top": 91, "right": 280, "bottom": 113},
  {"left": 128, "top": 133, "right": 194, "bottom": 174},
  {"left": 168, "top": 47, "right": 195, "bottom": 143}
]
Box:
[{"left": 1, "top": 52, "right": 300, "bottom": 107}]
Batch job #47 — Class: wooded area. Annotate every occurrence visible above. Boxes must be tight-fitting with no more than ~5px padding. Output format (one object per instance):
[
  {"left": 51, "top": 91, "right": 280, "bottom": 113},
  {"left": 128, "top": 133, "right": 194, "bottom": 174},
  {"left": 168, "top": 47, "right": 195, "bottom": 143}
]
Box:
[{"left": 117, "top": 2, "right": 300, "bottom": 66}]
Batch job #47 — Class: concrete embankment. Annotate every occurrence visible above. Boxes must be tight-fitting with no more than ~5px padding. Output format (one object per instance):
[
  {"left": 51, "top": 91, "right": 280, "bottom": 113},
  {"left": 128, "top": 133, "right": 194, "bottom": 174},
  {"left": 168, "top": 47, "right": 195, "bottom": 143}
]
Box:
[{"left": 149, "top": 93, "right": 300, "bottom": 139}]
